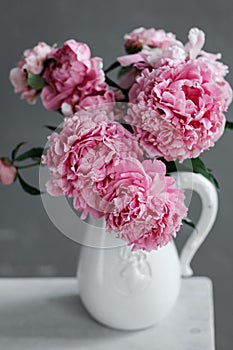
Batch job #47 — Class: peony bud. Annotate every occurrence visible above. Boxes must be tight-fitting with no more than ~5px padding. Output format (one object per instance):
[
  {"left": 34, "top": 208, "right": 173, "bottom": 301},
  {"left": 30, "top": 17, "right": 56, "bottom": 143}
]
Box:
[{"left": 0, "top": 158, "right": 17, "bottom": 185}]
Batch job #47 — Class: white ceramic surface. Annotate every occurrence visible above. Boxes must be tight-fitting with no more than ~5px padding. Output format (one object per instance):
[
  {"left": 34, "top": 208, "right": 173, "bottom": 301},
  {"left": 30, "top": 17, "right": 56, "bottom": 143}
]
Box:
[{"left": 0, "top": 277, "right": 215, "bottom": 350}]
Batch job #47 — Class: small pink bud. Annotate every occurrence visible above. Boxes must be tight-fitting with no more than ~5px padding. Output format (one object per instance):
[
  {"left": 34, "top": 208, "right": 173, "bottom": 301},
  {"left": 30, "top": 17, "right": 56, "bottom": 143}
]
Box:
[{"left": 0, "top": 158, "right": 17, "bottom": 185}]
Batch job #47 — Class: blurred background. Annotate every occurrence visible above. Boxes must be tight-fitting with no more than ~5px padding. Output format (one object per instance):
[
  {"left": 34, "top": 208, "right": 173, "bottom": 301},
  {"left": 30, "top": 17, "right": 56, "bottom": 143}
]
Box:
[{"left": 0, "top": 0, "right": 232, "bottom": 348}]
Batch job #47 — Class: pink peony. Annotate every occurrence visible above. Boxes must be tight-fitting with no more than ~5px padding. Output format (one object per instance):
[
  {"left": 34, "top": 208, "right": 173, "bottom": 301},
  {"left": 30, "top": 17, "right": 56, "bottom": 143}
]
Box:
[
  {"left": 118, "top": 28, "right": 225, "bottom": 93},
  {"left": 105, "top": 159, "right": 187, "bottom": 251},
  {"left": 61, "top": 90, "right": 115, "bottom": 116},
  {"left": 76, "top": 149, "right": 144, "bottom": 216},
  {"left": 9, "top": 42, "right": 53, "bottom": 104},
  {"left": 22, "top": 42, "right": 54, "bottom": 75},
  {"left": 43, "top": 109, "right": 142, "bottom": 219},
  {"left": 127, "top": 58, "right": 232, "bottom": 162},
  {"left": 119, "top": 27, "right": 206, "bottom": 69},
  {"left": 185, "top": 27, "right": 205, "bottom": 60},
  {"left": 118, "top": 27, "right": 185, "bottom": 71},
  {"left": 118, "top": 43, "right": 186, "bottom": 71},
  {"left": 124, "top": 27, "right": 178, "bottom": 53},
  {"left": 9, "top": 67, "right": 37, "bottom": 104},
  {"left": 41, "top": 40, "right": 114, "bottom": 113},
  {"left": 0, "top": 159, "right": 17, "bottom": 185},
  {"left": 117, "top": 27, "right": 186, "bottom": 90}
]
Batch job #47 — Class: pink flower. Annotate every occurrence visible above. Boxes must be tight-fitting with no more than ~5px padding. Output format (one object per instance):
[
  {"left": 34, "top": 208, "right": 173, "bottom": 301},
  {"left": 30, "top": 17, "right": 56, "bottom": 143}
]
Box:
[
  {"left": 198, "top": 51, "right": 231, "bottom": 82},
  {"left": 77, "top": 152, "right": 144, "bottom": 216},
  {"left": 124, "top": 27, "right": 177, "bottom": 53},
  {"left": 105, "top": 159, "right": 187, "bottom": 251},
  {"left": 9, "top": 41, "right": 53, "bottom": 104},
  {"left": 9, "top": 67, "right": 37, "bottom": 104},
  {"left": 185, "top": 28, "right": 205, "bottom": 59},
  {"left": 118, "top": 27, "right": 185, "bottom": 70},
  {"left": 118, "top": 44, "right": 186, "bottom": 70},
  {"left": 117, "top": 28, "right": 223, "bottom": 93},
  {"left": 119, "top": 27, "right": 205, "bottom": 69},
  {"left": 61, "top": 90, "right": 115, "bottom": 116},
  {"left": 43, "top": 109, "right": 142, "bottom": 219},
  {"left": 41, "top": 40, "right": 114, "bottom": 113},
  {"left": 75, "top": 153, "right": 187, "bottom": 251},
  {"left": 22, "top": 42, "right": 54, "bottom": 75},
  {"left": 0, "top": 159, "right": 17, "bottom": 185},
  {"left": 127, "top": 58, "right": 232, "bottom": 162},
  {"left": 117, "top": 27, "right": 186, "bottom": 90}
]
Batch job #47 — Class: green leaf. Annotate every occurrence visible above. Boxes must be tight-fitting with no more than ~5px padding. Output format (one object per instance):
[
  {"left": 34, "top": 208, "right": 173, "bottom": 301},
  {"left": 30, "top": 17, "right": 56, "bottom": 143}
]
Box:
[
  {"left": 11, "top": 142, "right": 27, "bottom": 161},
  {"left": 183, "top": 158, "right": 219, "bottom": 190},
  {"left": 182, "top": 217, "right": 196, "bottom": 229},
  {"left": 206, "top": 168, "right": 220, "bottom": 189},
  {"left": 45, "top": 125, "right": 57, "bottom": 131},
  {"left": 27, "top": 73, "right": 46, "bottom": 90},
  {"left": 30, "top": 157, "right": 42, "bottom": 162},
  {"left": 104, "top": 61, "right": 120, "bottom": 74},
  {"left": 117, "top": 65, "right": 133, "bottom": 78},
  {"left": 164, "top": 160, "right": 178, "bottom": 174},
  {"left": 15, "top": 147, "right": 44, "bottom": 162},
  {"left": 165, "top": 157, "right": 219, "bottom": 190},
  {"left": 225, "top": 121, "right": 233, "bottom": 130},
  {"left": 17, "top": 174, "right": 42, "bottom": 195},
  {"left": 162, "top": 159, "right": 187, "bottom": 174},
  {"left": 105, "top": 75, "right": 122, "bottom": 89}
]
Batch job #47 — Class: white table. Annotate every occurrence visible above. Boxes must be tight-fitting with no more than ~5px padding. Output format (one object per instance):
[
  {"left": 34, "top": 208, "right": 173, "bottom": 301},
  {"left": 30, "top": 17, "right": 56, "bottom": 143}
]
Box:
[{"left": 0, "top": 277, "right": 215, "bottom": 350}]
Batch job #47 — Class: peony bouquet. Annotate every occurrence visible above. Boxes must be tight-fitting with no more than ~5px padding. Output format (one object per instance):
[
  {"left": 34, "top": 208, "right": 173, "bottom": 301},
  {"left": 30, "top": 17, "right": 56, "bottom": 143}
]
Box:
[{"left": 2, "top": 27, "right": 233, "bottom": 251}]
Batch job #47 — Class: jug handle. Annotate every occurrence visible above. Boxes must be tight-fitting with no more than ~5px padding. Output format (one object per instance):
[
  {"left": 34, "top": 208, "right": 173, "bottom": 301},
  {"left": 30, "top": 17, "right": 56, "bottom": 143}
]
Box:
[{"left": 172, "top": 172, "right": 218, "bottom": 277}]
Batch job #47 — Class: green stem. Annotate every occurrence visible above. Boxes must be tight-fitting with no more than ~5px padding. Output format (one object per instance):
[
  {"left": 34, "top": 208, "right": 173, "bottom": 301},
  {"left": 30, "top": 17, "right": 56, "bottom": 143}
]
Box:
[
  {"left": 104, "top": 61, "right": 120, "bottom": 74},
  {"left": 105, "top": 75, "right": 123, "bottom": 90},
  {"left": 16, "top": 162, "right": 41, "bottom": 170}
]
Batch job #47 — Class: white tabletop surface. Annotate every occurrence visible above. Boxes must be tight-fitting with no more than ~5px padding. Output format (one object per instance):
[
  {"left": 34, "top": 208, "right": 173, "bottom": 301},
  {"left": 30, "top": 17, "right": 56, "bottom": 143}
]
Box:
[{"left": 0, "top": 277, "right": 215, "bottom": 350}]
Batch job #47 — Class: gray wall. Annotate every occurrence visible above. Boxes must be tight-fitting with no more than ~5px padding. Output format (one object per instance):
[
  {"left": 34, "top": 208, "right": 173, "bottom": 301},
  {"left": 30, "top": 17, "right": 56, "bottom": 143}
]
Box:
[{"left": 0, "top": 1, "right": 233, "bottom": 348}]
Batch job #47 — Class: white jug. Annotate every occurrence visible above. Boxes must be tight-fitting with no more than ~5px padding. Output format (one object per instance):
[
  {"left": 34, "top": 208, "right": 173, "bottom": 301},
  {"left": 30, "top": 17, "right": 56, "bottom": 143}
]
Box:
[{"left": 77, "top": 172, "right": 218, "bottom": 330}]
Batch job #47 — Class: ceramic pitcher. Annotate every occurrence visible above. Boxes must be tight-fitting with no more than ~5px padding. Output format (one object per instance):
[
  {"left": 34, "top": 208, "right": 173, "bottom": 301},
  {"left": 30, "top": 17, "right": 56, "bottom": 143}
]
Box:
[{"left": 77, "top": 172, "right": 218, "bottom": 330}]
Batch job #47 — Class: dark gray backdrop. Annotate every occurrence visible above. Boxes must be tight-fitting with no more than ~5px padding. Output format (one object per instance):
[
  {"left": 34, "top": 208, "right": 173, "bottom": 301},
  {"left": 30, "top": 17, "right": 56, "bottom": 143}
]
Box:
[{"left": 0, "top": 1, "right": 232, "bottom": 349}]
